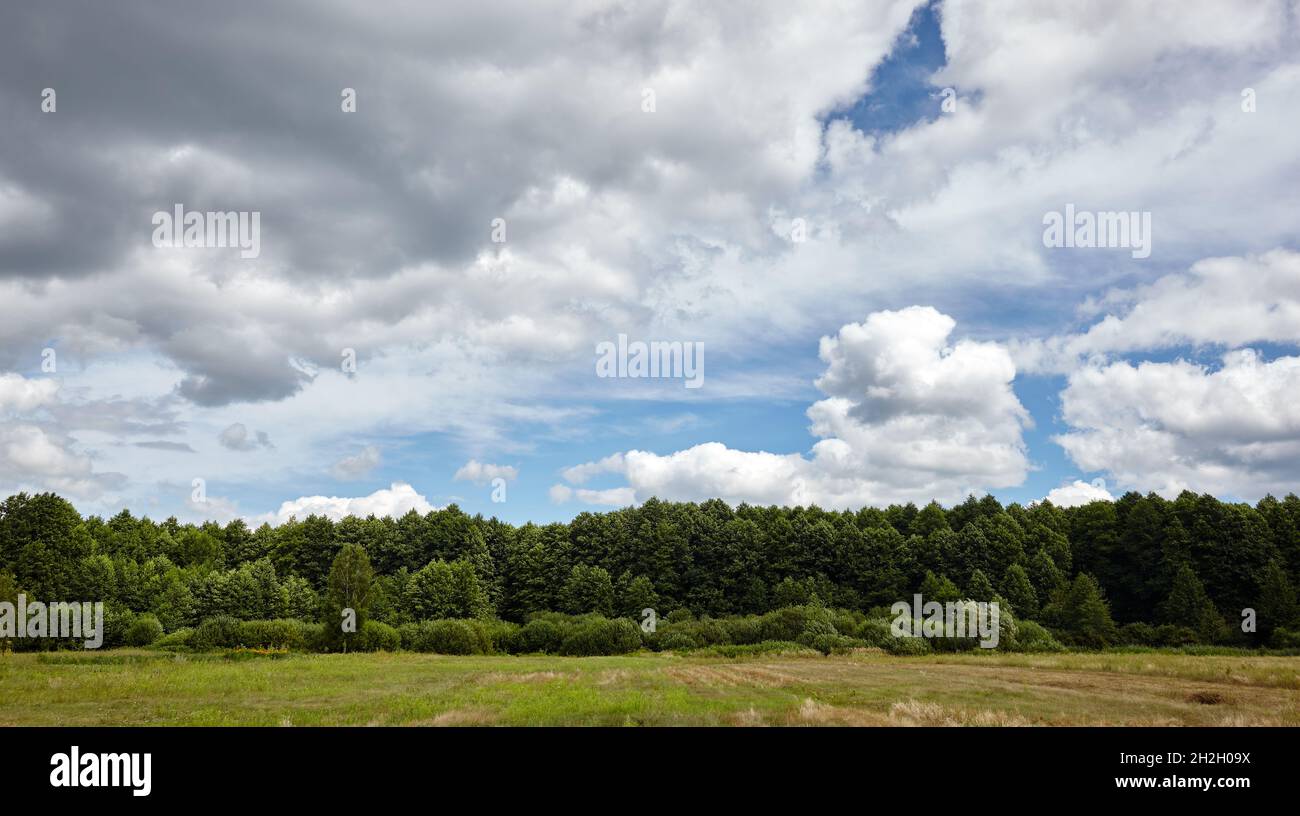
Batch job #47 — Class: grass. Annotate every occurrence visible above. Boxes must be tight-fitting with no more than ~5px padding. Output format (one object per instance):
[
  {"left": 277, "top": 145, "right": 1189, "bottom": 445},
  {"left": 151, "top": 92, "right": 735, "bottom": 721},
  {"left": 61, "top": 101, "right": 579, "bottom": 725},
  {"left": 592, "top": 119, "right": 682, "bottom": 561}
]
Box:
[{"left": 2, "top": 648, "right": 1298, "bottom": 726}]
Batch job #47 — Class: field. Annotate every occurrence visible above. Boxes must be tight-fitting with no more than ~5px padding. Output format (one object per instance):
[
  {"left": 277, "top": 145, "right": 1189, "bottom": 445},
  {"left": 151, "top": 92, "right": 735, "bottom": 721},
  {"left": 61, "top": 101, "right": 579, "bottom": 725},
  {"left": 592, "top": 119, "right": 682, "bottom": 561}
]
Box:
[{"left": 3, "top": 648, "right": 1299, "bottom": 726}]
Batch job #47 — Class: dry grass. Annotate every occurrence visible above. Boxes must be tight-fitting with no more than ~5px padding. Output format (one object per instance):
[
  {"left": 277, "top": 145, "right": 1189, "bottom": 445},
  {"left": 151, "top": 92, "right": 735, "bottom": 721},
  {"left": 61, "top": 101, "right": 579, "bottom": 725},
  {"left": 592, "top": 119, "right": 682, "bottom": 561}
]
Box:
[{"left": 0, "top": 649, "right": 1296, "bottom": 726}]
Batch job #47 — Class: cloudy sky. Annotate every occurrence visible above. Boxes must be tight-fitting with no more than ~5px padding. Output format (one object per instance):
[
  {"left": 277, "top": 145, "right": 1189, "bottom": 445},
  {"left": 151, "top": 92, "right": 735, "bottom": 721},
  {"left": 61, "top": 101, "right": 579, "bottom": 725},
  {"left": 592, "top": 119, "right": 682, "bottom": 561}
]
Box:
[{"left": 2, "top": 0, "right": 1299, "bottom": 525}]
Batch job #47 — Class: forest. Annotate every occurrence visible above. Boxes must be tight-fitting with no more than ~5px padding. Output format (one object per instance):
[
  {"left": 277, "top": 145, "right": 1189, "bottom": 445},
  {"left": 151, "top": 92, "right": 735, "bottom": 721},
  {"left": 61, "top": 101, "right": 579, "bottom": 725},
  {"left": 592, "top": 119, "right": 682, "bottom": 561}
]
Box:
[{"left": 2, "top": 489, "right": 1300, "bottom": 655}]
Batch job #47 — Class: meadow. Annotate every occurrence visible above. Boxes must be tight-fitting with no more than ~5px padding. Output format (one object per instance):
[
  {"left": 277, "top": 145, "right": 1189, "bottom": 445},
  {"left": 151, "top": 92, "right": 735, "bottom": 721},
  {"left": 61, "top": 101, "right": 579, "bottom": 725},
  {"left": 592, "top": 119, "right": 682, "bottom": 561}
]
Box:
[{"left": 3, "top": 648, "right": 1298, "bottom": 726}]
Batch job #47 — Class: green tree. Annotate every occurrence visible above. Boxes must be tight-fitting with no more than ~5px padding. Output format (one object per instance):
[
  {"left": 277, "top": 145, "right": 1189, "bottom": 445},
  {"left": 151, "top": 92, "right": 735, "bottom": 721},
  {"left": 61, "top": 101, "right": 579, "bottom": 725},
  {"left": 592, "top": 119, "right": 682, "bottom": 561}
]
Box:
[
  {"left": 322, "top": 544, "right": 374, "bottom": 652},
  {"left": 1001, "top": 563, "right": 1039, "bottom": 619},
  {"left": 561, "top": 564, "right": 614, "bottom": 616},
  {"left": 965, "top": 569, "right": 995, "bottom": 602},
  {"left": 1042, "top": 573, "right": 1119, "bottom": 648},
  {"left": 1254, "top": 560, "right": 1297, "bottom": 641},
  {"left": 1159, "top": 565, "right": 1229, "bottom": 644}
]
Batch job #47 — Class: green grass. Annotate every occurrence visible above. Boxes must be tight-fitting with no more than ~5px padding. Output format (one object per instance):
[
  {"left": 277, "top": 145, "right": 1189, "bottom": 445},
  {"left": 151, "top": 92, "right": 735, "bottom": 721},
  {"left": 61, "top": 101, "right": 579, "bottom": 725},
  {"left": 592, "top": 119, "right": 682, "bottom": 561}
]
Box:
[{"left": 2, "top": 648, "right": 1298, "bottom": 726}]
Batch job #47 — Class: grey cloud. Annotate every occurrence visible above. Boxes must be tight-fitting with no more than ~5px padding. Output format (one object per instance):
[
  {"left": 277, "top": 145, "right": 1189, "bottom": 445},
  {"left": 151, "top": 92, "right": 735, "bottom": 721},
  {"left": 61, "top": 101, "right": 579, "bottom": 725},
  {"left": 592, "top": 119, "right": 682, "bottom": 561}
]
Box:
[{"left": 218, "top": 422, "right": 273, "bottom": 451}]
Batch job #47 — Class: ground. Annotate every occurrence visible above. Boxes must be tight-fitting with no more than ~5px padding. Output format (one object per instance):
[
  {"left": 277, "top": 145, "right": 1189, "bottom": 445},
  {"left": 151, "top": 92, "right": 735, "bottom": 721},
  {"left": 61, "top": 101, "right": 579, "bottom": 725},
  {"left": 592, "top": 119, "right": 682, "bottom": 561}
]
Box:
[{"left": 2, "top": 649, "right": 1298, "bottom": 726}]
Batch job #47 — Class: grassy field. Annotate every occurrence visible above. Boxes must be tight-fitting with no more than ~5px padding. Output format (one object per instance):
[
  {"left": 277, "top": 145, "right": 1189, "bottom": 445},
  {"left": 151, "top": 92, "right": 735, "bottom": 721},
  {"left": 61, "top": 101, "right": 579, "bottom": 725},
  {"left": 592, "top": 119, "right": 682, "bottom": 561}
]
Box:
[{"left": 2, "top": 648, "right": 1299, "bottom": 726}]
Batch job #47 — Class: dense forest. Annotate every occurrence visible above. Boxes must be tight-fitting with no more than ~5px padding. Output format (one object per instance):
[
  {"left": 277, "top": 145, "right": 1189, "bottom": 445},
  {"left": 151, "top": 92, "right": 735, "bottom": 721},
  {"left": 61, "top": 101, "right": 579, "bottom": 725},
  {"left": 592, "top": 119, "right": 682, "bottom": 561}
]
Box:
[{"left": 2, "top": 489, "right": 1300, "bottom": 653}]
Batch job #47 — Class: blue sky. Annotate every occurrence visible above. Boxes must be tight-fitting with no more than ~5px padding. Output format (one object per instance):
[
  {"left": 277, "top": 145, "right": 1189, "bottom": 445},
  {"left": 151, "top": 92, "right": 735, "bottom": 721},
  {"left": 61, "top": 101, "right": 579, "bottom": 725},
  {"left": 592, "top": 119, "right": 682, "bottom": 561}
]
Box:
[{"left": 2, "top": 1, "right": 1299, "bottom": 525}]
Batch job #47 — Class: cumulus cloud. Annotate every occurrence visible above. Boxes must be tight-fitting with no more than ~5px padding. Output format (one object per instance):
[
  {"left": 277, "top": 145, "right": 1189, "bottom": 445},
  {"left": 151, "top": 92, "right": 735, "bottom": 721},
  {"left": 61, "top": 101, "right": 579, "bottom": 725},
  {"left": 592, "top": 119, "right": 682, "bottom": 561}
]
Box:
[
  {"left": 1056, "top": 350, "right": 1300, "bottom": 499},
  {"left": 331, "top": 445, "right": 382, "bottom": 480},
  {"left": 255, "top": 482, "right": 436, "bottom": 524},
  {"left": 1014, "top": 250, "right": 1300, "bottom": 373},
  {"left": 553, "top": 307, "right": 1030, "bottom": 507},
  {"left": 549, "top": 484, "right": 636, "bottom": 506},
  {"left": 1040, "top": 479, "right": 1114, "bottom": 508},
  {"left": 0, "top": 373, "right": 59, "bottom": 412},
  {"left": 453, "top": 459, "right": 518, "bottom": 485},
  {"left": 218, "top": 422, "right": 273, "bottom": 452}
]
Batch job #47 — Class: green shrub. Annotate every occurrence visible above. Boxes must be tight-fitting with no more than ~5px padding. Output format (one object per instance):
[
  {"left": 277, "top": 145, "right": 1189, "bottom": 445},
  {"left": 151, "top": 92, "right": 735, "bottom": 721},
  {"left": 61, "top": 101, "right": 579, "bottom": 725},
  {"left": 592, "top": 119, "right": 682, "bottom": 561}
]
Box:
[
  {"left": 1270, "top": 627, "right": 1300, "bottom": 648},
  {"left": 124, "top": 614, "right": 164, "bottom": 647},
  {"left": 358, "top": 620, "right": 400, "bottom": 652},
  {"left": 807, "top": 633, "right": 863, "bottom": 655},
  {"left": 1153, "top": 624, "right": 1199, "bottom": 647},
  {"left": 191, "top": 615, "right": 244, "bottom": 650},
  {"left": 655, "top": 629, "right": 699, "bottom": 651},
  {"left": 512, "top": 619, "right": 566, "bottom": 654},
  {"left": 559, "top": 617, "right": 642, "bottom": 656},
  {"left": 883, "top": 633, "right": 931, "bottom": 655},
  {"left": 759, "top": 606, "right": 808, "bottom": 641},
  {"left": 150, "top": 627, "right": 193, "bottom": 651},
  {"left": 404, "top": 619, "right": 493, "bottom": 654},
  {"left": 721, "top": 616, "right": 764, "bottom": 645},
  {"left": 1120, "top": 622, "right": 1157, "bottom": 646},
  {"left": 1013, "top": 620, "right": 1064, "bottom": 652},
  {"left": 239, "top": 619, "right": 308, "bottom": 650},
  {"left": 854, "top": 618, "right": 893, "bottom": 648}
]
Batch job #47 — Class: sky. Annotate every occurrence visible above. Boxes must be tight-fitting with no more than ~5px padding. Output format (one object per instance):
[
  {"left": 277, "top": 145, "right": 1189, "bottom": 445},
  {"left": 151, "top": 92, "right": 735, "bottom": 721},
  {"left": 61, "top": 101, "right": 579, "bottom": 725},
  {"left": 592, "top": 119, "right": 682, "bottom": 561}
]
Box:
[{"left": 1, "top": 0, "right": 1299, "bottom": 526}]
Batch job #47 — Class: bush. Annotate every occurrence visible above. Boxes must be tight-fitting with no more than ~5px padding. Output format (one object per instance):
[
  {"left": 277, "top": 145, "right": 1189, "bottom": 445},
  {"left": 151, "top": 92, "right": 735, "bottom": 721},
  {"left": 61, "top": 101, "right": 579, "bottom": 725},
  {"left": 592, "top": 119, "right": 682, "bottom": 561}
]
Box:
[
  {"left": 1013, "top": 620, "right": 1064, "bottom": 652},
  {"left": 854, "top": 619, "right": 893, "bottom": 648},
  {"left": 150, "top": 627, "right": 193, "bottom": 651},
  {"left": 655, "top": 629, "right": 699, "bottom": 651},
  {"left": 1153, "top": 624, "right": 1199, "bottom": 647},
  {"left": 798, "top": 617, "right": 837, "bottom": 648},
  {"left": 759, "top": 606, "right": 809, "bottom": 641},
  {"left": 883, "top": 633, "right": 931, "bottom": 655},
  {"left": 358, "top": 620, "right": 400, "bottom": 652},
  {"left": 807, "top": 633, "right": 863, "bottom": 655},
  {"left": 239, "top": 619, "right": 309, "bottom": 650},
  {"left": 721, "top": 616, "right": 765, "bottom": 645},
  {"left": 559, "top": 617, "right": 642, "bottom": 656},
  {"left": 1270, "top": 627, "right": 1300, "bottom": 649},
  {"left": 124, "top": 614, "right": 164, "bottom": 647},
  {"left": 403, "top": 619, "right": 493, "bottom": 655},
  {"left": 512, "top": 619, "right": 566, "bottom": 654},
  {"left": 1119, "top": 622, "right": 1157, "bottom": 646},
  {"left": 191, "top": 615, "right": 244, "bottom": 650}
]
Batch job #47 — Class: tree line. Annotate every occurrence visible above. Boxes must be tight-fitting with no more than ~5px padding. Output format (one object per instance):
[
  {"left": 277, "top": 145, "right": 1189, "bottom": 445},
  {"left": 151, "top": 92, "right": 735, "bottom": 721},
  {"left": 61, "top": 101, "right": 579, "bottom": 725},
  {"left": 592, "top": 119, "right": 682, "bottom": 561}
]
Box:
[{"left": 2, "top": 489, "right": 1299, "bottom": 651}]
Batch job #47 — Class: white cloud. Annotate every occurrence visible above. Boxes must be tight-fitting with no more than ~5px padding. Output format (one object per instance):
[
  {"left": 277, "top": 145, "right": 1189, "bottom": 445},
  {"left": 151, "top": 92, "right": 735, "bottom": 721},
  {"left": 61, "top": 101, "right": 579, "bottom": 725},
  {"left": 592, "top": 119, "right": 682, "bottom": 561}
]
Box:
[
  {"left": 1014, "top": 250, "right": 1300, "bottom": 373},
  {"left": 554, "top": 307, "right": 1030, "bottom": 507},
  {"left": 331, "top": 445, "right": 382, "bottom": 480},
  {"left": 549, "top": 483, "right": 636, "bottom": 507},
  {"left": 255, "top": 482, "right": 436, "bottom": 525},
  {"left": 1056, "top": 349, "right": 1300, "bottom": 499},
  {"left": 0, "top": 373, "right": 59, "bottom": 413},
  {"left": 1040, "top": 479, "right": 1114, "bottom": 508},
  {"left": 453, "top": 459, "right": 518, "bottom": 485}
]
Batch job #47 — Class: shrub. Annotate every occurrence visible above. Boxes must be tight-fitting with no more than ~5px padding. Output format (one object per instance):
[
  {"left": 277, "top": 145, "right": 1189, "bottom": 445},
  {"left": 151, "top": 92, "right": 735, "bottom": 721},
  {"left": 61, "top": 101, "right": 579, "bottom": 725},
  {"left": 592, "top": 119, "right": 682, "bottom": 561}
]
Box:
[
  {"left": 358, "top": 620, "right": 400, "bottom": 652},
  {"left": 124, "top": 614, "right": 164, "bottom": 647},
  {"left": 759, "top": 607, "right": 808, "bottom": 641},
  {"left": 1119, "top": 622, "right": 1157, "bottom": 646},
  {"left": 191, "top": 615, "right": 244, "bottom": 650},
  {"left": 404, "top": 619, "right": 493, "bottom": 654},
  {"left": 655, "top": 629, "right": 699, "bottom": 651},
  {"left": 1269, "top": 627, "right": 1300, "bottom": 648},
  {"left": 798, "top": 617, "right": 837, "bottom": 648},
  {"left": 1014, "top": 620, "right": 1064, "bottom": 652},
  {"left": 150, "top": 627, "right": 193, "bottom": 651},
  {"left": 559, "top": 617, "right": 642, "bottom": 656},
  {"left": 882, "top": 633, "right": 931, "bottom": 655},
  {"left": 854, "top": 619, "right": 893, "bottom": 648},
  {"left": 512, "top": 619, "right": 566, "bottom": 654},
  {"left": 721, "top": 616, "right": 765, "bottom": 645},
  {"left": 239, "top": 619, "right": 309, "bottom": 650},
  {"left": 807, "top": 633, "right": 863, "bottom": 655},
  {"left": 1153, "top": 624, "right": 1199, "bottom": 647}
]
